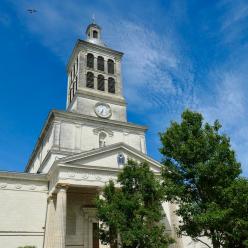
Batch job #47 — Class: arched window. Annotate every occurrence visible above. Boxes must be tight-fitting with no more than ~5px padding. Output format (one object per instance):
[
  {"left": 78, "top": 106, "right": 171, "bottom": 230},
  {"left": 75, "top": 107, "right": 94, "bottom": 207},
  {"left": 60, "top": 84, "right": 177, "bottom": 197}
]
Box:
[
  {"left": 93, "top": 30, "right": 98, "bottom": 38},
  {"left": 97, "top": 56, "right": 104, "bottom": 71},
  {"left": 86, "top": 72, "right": 94, "bottom": 88},
  {"left": 108, "top": 59, "right": 114, "bottom": 74},
  {"left": 99, "top": 132, "right": 107, "bottom": 148},
  {"left": 108, "top": 77, "right": 115, "bottom": 93},
  {"left": 87, "top": 53, "right": 94, "bottom": 68},
  {"left": 97, "top": 74, "right": 105, "bottom": 91}
]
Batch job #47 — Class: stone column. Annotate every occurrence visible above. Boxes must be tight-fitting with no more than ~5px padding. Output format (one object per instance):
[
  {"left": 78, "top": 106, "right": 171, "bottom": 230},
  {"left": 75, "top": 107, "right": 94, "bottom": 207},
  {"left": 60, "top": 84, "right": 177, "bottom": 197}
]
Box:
[
  {"left": 115, "top": 59, "right": 122, "bottom": 95},
  {"left": 44, "top": 195, "right": 56, "bottom": 248},
  {"left": 54, "top": 185, "right": 68, "bottom": 248},
  {"left": 104, "top": 59, "right": 108, "bottom": 74},
  {"left": 169, "top": 202, "right": 184, "bottom": 248},
  {"left": 94, "top": 56, "right": 97, "bottom": 71}
]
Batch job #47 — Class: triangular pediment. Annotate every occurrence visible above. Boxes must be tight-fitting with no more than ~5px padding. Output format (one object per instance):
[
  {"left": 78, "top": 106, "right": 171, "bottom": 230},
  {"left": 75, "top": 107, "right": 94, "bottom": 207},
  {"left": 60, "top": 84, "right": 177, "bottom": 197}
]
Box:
[{"left": 57, "top": 142, "right": 161, "bottom": 173}]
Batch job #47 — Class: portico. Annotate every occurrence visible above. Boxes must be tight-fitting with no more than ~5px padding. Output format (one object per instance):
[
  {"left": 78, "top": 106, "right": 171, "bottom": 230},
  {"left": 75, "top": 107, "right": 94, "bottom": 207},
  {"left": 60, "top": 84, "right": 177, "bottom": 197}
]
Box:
[{"left": 44, "top": 184, "right": 102, "bottom": 248}]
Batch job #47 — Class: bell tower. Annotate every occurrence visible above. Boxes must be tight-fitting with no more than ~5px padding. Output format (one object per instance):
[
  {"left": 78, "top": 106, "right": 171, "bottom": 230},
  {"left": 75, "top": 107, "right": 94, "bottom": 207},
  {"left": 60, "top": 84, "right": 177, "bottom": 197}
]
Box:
[
  {"left": 25, "top": 22, "right": 147, "bottom": 174},
  {"left": 66, "top": 22, "right": 126, "bottom": 122}
]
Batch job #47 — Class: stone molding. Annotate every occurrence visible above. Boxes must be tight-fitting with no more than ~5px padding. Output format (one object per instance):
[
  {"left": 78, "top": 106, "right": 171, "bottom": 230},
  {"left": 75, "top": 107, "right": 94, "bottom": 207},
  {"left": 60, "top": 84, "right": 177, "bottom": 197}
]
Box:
[
  {"left": 59, "top": 167, "right": 117, "bottom": 183},
  {"left": 0, "top": 172, "right": 48, "bottom": 192},
  {"left": 93, "top": 126, "right": 114, "bottom": 137},
  {"left": 0, "top": 179, "right": 48, "bottom": 192}
]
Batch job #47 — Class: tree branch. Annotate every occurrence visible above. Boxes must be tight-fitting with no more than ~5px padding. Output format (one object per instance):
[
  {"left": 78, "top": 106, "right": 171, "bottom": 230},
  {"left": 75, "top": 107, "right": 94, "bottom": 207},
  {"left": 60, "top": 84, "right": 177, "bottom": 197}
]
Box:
[
  {"left": 181, "top": 234, "right": 211, "bottom": 248},
  {"left": 194, "top": 237, "right": 212, "bottom": 248}
]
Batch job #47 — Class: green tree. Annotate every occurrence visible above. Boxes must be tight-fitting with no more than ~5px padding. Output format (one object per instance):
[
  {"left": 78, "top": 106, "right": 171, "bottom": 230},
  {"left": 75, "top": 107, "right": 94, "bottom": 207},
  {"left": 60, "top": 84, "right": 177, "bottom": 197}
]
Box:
[
  {"left": 96, "top": 159, "right": 174, "bottom": 248},
  {"left": 159, "top": 109, "right": 242, "bottom": 248},
  {"left": 222, "top": 178, "right": 248, "bottom": 247}
]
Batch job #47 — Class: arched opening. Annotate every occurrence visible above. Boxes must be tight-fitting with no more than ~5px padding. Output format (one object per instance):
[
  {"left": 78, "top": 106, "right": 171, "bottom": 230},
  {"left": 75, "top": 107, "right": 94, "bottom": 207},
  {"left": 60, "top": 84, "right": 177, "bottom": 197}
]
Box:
[
  {"left": 108, "top": 77, "right": 115, "bottom": 94},
  {"left": 108, "top": 59, "right": 114, "bottom": 74},
  {"left": 87, "top": 53, "right": 94, "bottom": 68},
  {"left": 97, "top": 56, "right": 104, "bottom": 71},
  {"left": 93, "top": 30, "right": 98, "bottom": 38},
  {"left": 86, "top": 72, "right": 94, "bottom": 88},
  {"left": 99, "top": 132, "right": 107, "bottom": 148},
  {"left": 97, "top": 74, "right": 105, "bottom": 91}
]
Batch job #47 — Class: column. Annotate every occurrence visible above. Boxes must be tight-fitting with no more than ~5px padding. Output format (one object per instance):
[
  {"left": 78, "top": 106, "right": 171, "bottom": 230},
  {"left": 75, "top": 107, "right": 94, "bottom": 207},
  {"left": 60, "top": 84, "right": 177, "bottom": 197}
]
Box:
[
  {"left": 94, "top": 73, "right": 97, "bottom": 90},
  {"left": 94, "top": 56, "right": 97, "bottom": 71},
  {"left": 79, "top": 52, "right": 86, "bottom": 88},
  {"left": 169, "top": 202, "right": 184, "bottom": 248},
  {"left": 115, "top": 60, "right": 122, "bottom": 95},
  {"left": 54, "top": 185, "right": 68, "bottom": 248},
  {"left": 44, "top": 195, "right": 56, "bottom": 248},
  {"left": 104, "top": 59, "right": 108, "bottom": 74}
]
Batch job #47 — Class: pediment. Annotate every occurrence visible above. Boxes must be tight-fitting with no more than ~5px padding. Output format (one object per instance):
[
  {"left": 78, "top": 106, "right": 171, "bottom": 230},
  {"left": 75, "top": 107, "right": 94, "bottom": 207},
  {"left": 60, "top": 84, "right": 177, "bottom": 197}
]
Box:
[{"left": 57, "top": 142, "right": 161, "bottom": 173}]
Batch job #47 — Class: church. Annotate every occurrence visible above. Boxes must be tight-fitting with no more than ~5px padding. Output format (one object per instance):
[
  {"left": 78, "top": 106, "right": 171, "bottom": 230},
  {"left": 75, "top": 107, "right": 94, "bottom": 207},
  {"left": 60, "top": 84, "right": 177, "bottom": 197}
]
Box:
[{"left": 0, "top": 23, "right": 206, "bottom": 248}]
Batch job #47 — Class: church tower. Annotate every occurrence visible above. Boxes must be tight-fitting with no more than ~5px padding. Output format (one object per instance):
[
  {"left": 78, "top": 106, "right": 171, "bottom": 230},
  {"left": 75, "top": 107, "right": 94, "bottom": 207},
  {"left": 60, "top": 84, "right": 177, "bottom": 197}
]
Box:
[
  {"left": 25, "top": 23, "right": 147, "bottom": 173},
  {"left": 66, "top": 22, "right": 126, "bottom": 122}
]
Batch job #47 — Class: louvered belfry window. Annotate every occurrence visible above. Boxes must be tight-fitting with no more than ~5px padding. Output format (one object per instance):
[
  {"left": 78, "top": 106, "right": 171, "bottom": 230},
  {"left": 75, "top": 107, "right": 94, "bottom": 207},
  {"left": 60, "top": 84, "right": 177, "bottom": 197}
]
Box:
[
  {"left": 86, "top": 72, "right": 94, "bottom": 88},
  {"left": 87, "top": 53, "right": 94, "bottom": 68}
]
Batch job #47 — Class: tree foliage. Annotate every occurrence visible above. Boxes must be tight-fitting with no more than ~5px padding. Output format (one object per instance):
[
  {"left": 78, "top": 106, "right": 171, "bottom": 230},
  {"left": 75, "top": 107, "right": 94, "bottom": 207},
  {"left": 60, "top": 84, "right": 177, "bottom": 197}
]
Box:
[
  {"left": 160, "top": 109, "right": 246, "bottom": 248},
  {"left": 96, "top": 159, "right": 174, "bottom": 248},
  {"left": 222, "top": 178, "right": 248, "bottom": 247}
]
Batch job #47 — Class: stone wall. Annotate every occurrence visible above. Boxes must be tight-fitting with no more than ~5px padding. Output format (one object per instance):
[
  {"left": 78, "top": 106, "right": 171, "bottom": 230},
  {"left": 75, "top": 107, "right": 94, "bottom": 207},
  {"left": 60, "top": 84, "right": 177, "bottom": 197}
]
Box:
[{"left": 0, "top": 173, "right": 48, "bottom": 248}]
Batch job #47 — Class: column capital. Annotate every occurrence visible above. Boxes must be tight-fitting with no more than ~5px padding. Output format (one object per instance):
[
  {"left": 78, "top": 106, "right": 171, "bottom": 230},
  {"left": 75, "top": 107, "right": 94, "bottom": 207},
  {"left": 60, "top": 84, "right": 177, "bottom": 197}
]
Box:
[
  {"left": 47, "top": 194, "right": 56, "bottom": 203},
  {"left": 56, "top": 184, "right": 69, "bottom": 192}
]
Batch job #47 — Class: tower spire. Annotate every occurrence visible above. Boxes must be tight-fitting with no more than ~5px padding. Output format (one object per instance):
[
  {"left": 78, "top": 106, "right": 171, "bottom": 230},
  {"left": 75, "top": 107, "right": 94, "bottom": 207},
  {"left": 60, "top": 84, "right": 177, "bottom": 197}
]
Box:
[{"left": 92, "top": 13, "right": 95, "bottom": 24}]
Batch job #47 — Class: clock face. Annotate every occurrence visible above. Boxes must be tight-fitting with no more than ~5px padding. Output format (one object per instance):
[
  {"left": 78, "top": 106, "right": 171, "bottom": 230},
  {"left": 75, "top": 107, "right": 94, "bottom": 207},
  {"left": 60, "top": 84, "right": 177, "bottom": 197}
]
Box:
[{"left": 95, "top": 103, "right": 112, "bottom": 118}]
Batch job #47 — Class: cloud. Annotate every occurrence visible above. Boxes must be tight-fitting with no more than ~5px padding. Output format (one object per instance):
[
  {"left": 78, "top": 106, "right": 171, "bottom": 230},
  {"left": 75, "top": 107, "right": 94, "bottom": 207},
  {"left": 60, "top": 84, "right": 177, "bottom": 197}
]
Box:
[
  {"left": 7, "top": 0, "right": 248, "bottom": 176},
  {"left": 9, "top": 0, "right": 196, "bottom": 115}
]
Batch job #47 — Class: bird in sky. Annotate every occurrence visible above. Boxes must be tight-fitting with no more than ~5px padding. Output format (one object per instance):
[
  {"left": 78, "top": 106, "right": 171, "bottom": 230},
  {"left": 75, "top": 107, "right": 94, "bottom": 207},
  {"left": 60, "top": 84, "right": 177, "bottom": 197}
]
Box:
[{"left": 27, "top": 9, "right": 37, "bottom": 14}]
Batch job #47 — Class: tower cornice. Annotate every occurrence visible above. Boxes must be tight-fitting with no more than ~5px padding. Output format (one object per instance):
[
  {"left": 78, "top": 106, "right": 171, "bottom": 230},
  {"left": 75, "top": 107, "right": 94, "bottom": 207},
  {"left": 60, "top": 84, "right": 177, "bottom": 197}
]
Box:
[{"left": 67, "top": 39, "right": 123, "bottom": 73}]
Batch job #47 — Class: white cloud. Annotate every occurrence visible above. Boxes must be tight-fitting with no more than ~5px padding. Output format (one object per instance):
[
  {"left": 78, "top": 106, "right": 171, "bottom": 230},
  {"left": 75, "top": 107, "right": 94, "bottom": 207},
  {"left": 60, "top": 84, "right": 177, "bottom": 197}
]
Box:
[{"left": 7, "top": 0, "right": 248, "bottom": 176}]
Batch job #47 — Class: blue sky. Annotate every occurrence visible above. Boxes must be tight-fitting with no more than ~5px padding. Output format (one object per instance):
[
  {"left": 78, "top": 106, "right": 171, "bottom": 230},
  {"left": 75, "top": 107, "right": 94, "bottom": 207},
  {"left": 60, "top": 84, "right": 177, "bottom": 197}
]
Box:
[{"left": 0, "top": 0, "right": 248, "bottom": 177}]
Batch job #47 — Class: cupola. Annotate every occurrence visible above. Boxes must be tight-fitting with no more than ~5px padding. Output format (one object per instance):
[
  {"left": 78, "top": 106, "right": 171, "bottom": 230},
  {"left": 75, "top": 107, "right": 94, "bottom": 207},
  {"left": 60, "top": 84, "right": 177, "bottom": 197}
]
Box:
[{"left": 86, "top": 22, "right": 105, "bottom": 47}]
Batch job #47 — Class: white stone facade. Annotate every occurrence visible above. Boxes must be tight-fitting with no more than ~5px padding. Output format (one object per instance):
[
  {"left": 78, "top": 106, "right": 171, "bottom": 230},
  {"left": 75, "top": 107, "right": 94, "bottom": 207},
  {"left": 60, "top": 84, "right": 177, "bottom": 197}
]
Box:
[{"left": 0, "top": 23, "right": 209, "bottom": 248}]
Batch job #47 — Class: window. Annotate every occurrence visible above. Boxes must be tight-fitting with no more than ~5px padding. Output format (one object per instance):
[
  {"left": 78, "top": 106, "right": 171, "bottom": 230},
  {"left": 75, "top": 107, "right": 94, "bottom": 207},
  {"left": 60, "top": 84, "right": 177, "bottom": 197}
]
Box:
[
  {"left": 108, "top": 59, "right": 114, "bottom": 74},
  {"left": 97, "top": 75, "right": 105, "bottom": 91},
  {"left": 108, "top": 77, "right": 115, "bottom": 93},
  {"left": 87, "top": 53, "right": 94, "bottom": 68},
  {"left": 99, "top": 132, "right": 107, "bottom": 148},
  {"left": 93, "top": 30, "right": 98, "bottom": 38},
  {"left": 97, "top": 56, "right": 104, "bottom": 71},
  {"left": 86, "top": 72, "right": 94, "bottom": 88}
]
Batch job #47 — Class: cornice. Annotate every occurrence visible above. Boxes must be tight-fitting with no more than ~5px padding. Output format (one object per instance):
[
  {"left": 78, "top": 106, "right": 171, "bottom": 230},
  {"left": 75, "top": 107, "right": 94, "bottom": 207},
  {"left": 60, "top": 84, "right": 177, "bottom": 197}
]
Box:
[
  {"left": 53, "top": 110, "right": 147, "bottom": 132},
  {"left": 58, "top": 142, "right": 161, "bottom": 169},
  {"left": 67, "top": 89, "right": 127, "bottom": 109},
  {"left": 0, "top": 171, "right": 48, "bottom": 181}
]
